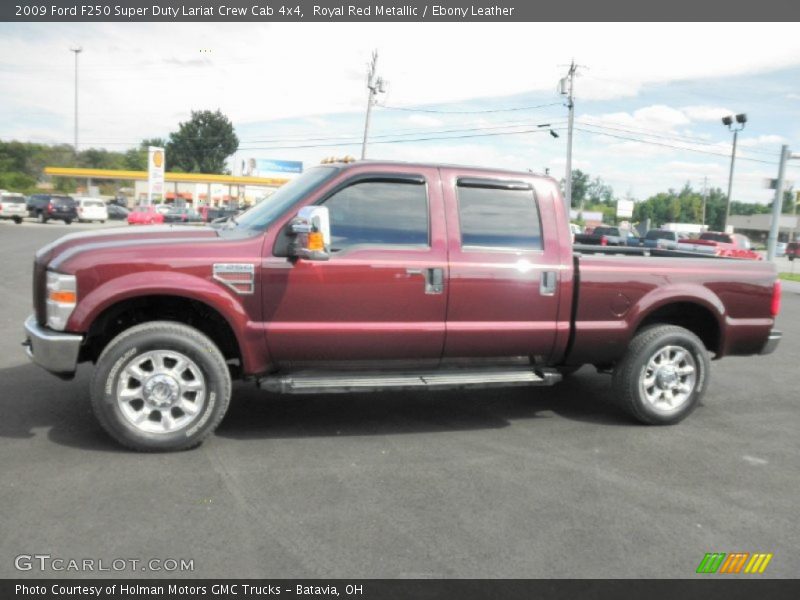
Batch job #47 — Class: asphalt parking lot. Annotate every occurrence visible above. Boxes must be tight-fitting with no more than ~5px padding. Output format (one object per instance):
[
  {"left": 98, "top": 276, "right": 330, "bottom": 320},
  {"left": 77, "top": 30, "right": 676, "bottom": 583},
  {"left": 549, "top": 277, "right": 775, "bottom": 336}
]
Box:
[{"left": 1, "top": 220, "right": 798, "bottom": 579}]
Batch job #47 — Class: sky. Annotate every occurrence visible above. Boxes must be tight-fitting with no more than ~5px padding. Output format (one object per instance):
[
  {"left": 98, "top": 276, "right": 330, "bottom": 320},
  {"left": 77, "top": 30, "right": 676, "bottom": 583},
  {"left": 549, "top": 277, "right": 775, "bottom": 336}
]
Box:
[{"left": 1, "top": 22, "right": 799, "bottom": 204}]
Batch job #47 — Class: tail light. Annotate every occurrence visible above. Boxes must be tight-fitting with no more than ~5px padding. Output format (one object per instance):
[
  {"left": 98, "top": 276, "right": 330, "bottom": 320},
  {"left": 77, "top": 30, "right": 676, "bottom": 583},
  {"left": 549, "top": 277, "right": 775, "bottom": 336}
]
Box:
[
  {"left": 771, "top": 280, "right": 781, "bottom": 317},
  {"left": 48, "top": 203, "right": 54, "bottom": 213},
  {"left": 600, "top": 236, "right": 608, "bottom": 246}
]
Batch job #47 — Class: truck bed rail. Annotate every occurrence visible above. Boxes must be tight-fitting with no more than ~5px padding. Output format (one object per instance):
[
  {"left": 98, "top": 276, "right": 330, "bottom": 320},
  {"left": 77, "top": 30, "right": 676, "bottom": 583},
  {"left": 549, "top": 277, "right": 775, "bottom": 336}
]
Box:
[{"left": 572, "top": 244, "right": 748, "bottom": 259}]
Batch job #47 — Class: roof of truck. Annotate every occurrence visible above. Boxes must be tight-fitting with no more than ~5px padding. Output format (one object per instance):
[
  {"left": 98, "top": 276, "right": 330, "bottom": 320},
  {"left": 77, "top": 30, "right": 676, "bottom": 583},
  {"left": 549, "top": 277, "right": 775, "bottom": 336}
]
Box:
[{"left": 322, "top": 158, "right": 553, "bottom": 182}]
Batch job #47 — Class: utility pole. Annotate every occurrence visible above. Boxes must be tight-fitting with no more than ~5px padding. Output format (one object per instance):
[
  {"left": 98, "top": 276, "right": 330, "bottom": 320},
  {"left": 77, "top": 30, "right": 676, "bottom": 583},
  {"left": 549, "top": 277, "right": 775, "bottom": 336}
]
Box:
[
  {"left": 560, "top": 61, "right": 578, "bottom": 217},
  {"left": 70, "top": 47, "right": 82, "bottom": 153},
  {"left": 767, "top": 146, "right": 800, "bottom": 260},
  {"left": 360, "top": 50, "right": 386, "bottom": 160}
]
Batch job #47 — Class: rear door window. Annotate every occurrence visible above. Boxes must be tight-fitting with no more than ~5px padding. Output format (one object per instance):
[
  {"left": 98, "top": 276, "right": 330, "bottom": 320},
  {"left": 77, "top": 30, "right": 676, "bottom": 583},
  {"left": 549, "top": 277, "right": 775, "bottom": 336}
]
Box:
[{"left": 456, "top": 183, "right": 542, "bottom": 250}]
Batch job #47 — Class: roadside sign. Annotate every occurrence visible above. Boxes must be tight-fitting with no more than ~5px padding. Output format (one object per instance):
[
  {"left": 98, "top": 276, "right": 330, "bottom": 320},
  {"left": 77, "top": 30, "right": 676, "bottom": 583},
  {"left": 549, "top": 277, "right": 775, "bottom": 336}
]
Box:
[
  {"left": 245, "top": 158, "right": 303, "bottom": 176},
  {"left": 617, "top": 199, "right": 634, "bottom": 218},
  {"left": 147, "top": 146, "right": 165, "bottom": 203}
]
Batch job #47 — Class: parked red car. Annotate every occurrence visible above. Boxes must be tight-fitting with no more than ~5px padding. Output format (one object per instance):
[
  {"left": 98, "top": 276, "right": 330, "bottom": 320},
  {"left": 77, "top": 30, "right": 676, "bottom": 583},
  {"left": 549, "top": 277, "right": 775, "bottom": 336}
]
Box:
[
  {"left": 786, "top": 242, "right": 800, "bottom": 261},
  {"left": 127, "top": 205, "right": 165, "bottom": 225},
  {"left": 678, "top": 232, "right": 761, "bottom": 260}
]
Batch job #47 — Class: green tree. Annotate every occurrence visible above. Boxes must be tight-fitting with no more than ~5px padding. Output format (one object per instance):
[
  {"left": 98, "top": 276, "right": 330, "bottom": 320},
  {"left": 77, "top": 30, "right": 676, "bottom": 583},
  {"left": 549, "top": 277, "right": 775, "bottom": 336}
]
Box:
[
  {"left": 123, "top": 138, "right": 168, "bottom": 171},
  {"left": 166, "top": 110, "right": 238, "bottom": 174}
]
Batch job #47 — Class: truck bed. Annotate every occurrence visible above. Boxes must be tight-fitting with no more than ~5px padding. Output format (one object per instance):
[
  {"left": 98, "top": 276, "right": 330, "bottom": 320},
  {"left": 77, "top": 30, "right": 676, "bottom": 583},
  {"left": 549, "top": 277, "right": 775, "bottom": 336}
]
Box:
[{"left": 565, "top": 249, "right": 777, "bottom": 365}]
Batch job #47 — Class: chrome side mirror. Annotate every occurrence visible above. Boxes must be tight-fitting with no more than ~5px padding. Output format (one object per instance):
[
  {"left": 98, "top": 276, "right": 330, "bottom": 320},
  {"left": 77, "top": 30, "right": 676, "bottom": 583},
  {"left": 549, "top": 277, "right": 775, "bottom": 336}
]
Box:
[{"left": 288, "top": 205, "right": 331, "bottom": 261}]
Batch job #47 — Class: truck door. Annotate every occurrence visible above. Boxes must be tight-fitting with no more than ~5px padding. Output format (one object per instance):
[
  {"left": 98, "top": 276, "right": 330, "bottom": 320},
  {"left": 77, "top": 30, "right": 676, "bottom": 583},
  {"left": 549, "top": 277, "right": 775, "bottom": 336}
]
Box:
[
  {"left": 262, "top": 167, "right": 448, "bottom": 362},
  {"left": 439, "top": 169, "right": 563, "bottom": 361}
]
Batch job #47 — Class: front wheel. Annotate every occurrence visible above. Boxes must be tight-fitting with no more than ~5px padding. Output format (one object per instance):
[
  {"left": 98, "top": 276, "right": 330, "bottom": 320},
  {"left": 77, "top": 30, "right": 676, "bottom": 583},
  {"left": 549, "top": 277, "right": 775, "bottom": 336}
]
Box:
[
  {"left": 90, "top": 321, "right": 232, "bottom": 451},
  {"left": 612, "top": 325, "right": 710, "bottom": 425},
  {"left": 12, "top": 216, "right": 22, "bottom": 224}
]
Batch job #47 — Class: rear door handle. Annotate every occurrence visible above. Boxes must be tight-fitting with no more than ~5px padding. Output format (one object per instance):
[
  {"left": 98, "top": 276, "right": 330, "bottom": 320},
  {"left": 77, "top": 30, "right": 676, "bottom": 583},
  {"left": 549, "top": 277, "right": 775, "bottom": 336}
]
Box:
[{"left": 540, "top": 271, "right": 557, "bottom": 296}]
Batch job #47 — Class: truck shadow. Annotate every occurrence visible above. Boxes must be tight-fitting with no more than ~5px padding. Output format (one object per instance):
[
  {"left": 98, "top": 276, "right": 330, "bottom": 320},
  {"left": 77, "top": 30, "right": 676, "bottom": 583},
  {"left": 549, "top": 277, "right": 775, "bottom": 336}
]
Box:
[
  {"left": 216, "top": 367, "right": 634, "bottom": 441},
  {"left": 0, "top": 363, "right": 633, "bottom": 452}
]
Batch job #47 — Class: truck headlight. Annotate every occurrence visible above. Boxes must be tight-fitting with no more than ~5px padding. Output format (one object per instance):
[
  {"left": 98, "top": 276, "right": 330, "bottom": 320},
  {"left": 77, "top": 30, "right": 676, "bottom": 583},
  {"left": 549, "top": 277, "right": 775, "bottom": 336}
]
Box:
[{"left": 46, "top": 271, "right": 77, "bottom": 331}]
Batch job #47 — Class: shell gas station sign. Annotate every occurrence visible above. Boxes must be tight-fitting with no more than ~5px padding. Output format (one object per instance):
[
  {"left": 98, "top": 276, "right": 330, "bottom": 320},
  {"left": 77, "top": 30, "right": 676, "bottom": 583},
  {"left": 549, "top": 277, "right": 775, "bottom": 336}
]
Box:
[{"left": 147, "top": 146, "right": 165, "bottom": 203}]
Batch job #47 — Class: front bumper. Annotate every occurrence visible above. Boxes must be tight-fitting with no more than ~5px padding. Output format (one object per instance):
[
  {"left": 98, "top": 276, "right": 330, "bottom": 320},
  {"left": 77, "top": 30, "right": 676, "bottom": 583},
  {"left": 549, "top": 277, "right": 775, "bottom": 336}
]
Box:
[
  {"left": 760, "top": 330, "right": 782, "bottom": 355},
  {"left": 22, "top": 315, "right": 83, "bottom": 376}
]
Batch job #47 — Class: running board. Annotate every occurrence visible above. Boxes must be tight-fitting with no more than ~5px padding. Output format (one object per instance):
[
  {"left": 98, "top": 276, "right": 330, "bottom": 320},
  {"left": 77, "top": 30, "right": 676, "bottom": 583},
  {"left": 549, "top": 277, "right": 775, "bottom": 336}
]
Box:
[{"left": 258, "top": 367, "right": 562, "bottom": 394}]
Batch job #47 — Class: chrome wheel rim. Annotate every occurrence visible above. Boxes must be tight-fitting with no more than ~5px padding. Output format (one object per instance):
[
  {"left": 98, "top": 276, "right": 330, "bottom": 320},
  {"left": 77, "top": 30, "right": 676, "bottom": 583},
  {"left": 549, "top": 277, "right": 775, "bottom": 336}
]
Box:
[
  {"left": 116, "top": 350, "right": 206, "bottom": 434},
  {"left": 639, "top": 345, "right": 697, "bottom": 415}
]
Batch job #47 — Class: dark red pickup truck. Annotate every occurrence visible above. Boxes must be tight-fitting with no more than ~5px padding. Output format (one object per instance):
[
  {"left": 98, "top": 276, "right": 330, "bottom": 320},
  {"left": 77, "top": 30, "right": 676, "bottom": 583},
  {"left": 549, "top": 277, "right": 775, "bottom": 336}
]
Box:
[{"left": 23, "top": 160, "right": 782, "bottom": 451}]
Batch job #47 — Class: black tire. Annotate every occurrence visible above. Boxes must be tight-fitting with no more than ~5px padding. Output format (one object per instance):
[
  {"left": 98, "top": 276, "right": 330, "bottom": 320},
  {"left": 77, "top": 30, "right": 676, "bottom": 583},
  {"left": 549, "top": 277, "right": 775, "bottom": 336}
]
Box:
[
  {"left": 64, "top": 219, "right": 72, "bottom": 225},
  {"left": 37, "top": 212, "right": 46, "bottom": 224},
  {"left": 612, "top": 324, "right": 710, "bottom": 425},
  {"left": 100, "top": 220, "right": 105, "bottom": 224},
  {"left": 12, "top": 216, "right": 22, "bottom": 224},
  {"left": 90, "top": 321, "right": 232, "bottom": 452},
  {"left": 789, "top": 256, "right": 795, "bottom": 262}
]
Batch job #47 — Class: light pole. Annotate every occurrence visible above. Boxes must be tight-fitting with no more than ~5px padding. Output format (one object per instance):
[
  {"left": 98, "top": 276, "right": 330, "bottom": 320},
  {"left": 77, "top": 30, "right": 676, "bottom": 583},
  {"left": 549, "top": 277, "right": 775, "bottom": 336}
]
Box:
[
  {"left": 361, "top": 50, "right": 386, "bottom": 160},
  {"left": 721, "top": 113, "right": 746, "bottom": 231},
  {"left": 70, "top": 46, "right": 82, "bottom": 153}
]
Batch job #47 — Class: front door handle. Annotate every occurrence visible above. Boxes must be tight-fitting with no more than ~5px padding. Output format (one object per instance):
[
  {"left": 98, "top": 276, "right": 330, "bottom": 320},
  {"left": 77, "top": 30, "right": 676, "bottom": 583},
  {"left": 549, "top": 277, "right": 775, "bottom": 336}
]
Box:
[
  {"left": 427, "top": 267, "right": 444, "bottom": 295},
  {"left": 406, "top": 267, "right": 444, "bottom": 294}
]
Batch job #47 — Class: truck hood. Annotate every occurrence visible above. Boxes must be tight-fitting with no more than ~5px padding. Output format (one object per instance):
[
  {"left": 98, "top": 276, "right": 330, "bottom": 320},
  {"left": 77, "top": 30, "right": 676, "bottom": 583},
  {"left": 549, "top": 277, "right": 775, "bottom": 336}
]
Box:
[{"left": 36, "top": 225, "right": 220, "bottom": 269}]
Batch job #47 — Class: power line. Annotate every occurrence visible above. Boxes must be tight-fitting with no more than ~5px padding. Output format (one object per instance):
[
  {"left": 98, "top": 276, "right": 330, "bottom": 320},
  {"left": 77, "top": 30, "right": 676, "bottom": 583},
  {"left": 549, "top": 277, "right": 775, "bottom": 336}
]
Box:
[
  {"left": 578, "top": 117, "right": 782, "bottom": 157},
  {"left": 377, "top": 102, "right": 562, "bottom": 115},
  {"left": 239, "top": 126, "right": 566, "bottom": 151},
  {"left": 573, "top": 127, "right": 784, "bottom": 166}
]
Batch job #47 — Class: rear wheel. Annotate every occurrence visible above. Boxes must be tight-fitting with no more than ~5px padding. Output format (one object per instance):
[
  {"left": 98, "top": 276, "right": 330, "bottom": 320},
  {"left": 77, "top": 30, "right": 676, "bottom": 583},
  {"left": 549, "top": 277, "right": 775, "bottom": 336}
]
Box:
[
  {"left": 12, "top": 216, "right": 22, "bottom": 224},
  {"left": 90, "top": 321, "right": 232, "bottom": 452},
  {"left": 64, "top": 219, "right": 72, "bottom": 225},
  {"left": 612, "top": 325, "right": 709, "bottom": 425}
]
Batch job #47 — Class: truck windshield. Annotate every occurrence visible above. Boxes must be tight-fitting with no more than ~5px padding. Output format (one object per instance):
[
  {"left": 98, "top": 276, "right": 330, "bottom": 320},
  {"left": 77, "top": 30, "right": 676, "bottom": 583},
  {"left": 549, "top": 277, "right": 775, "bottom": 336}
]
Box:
[{"left": 234, "top": 167, "right": 339, "bottom": 230}]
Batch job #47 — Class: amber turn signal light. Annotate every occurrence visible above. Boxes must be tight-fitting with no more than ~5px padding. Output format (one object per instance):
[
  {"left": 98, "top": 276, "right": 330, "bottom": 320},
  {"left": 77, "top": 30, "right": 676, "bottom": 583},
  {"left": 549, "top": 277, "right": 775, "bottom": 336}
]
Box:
[
  {"left": 307, "top": 231, "right": 325, "bottom": 252},
  {"left": 49, "top": 290, "right": 77, "bottom": 304}
]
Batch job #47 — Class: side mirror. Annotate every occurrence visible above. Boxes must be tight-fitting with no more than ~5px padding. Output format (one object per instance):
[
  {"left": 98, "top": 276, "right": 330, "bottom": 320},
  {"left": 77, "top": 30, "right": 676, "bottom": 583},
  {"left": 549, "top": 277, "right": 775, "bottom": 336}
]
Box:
[{"left": 288, "top": 206, "right": 331, "bottom": 261}]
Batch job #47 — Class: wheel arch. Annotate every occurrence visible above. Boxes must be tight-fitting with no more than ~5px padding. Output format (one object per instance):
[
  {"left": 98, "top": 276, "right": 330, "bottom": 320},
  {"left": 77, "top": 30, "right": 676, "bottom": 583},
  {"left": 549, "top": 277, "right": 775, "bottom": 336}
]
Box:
[
  {"left": 71, "top": 272, "right": 267, "bottom": 375},
  {"left": 634, "top": 299, "right": 723, "bottom": 356}
]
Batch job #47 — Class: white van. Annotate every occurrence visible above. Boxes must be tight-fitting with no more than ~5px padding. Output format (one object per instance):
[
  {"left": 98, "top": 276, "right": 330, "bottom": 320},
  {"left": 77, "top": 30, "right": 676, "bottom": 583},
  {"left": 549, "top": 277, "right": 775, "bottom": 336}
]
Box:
[{"left": 76, "top": 197, "right": 109, "bottom": 223}]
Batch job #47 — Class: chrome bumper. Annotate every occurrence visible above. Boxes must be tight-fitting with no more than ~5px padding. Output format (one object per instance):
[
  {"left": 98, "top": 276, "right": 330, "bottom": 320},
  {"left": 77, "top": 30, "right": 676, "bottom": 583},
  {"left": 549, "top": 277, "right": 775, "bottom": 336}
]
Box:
[
  {"left": 760, "top": 330, "right": 782, "bottom": 355},
  {"left": 22, "top": 315, "right": 83, "bottom": 376}
]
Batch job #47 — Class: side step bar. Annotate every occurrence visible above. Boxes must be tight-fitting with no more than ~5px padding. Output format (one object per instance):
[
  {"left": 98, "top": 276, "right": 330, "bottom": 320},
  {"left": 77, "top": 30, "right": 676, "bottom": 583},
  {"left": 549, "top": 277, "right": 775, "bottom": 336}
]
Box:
[{"left": 258, "top": 367, "right": 562, "bottom": 394}]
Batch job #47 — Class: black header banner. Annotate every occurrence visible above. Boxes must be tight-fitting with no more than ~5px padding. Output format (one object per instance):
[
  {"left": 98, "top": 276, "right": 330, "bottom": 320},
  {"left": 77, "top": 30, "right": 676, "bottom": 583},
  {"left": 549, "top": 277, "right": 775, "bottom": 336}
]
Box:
[{"left": 2, "top": 0, "right": 799, "bottom": 22}]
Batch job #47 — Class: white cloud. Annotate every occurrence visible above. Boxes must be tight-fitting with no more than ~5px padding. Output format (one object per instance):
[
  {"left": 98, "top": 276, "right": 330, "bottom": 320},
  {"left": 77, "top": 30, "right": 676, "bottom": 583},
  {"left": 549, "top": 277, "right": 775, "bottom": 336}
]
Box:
[
  {"left": 681, "top": 106, "right": 733, "bottom": 122},
  {"left": 404, "top": 114, "right": 444, "bottom": 128},
  {"left": 738, "top": 134, "right": 786, "bottom": 148},
  {"left": 2, "top": 22, "right": 800, "bottom": 147}
]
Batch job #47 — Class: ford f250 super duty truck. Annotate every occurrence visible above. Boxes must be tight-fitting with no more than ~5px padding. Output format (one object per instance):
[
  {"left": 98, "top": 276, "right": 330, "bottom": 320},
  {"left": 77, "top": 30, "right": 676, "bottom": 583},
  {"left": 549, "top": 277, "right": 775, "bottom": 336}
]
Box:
[{"left": 23, "top": 160, "right": 782, "bottom": 451}]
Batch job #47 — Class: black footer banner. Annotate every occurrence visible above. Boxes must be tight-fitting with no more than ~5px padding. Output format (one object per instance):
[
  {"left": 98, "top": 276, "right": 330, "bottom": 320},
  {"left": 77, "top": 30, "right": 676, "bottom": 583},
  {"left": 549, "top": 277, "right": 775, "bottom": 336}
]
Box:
[{"left": 4, "top": 579, "right": 800, "bottom": 600}]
